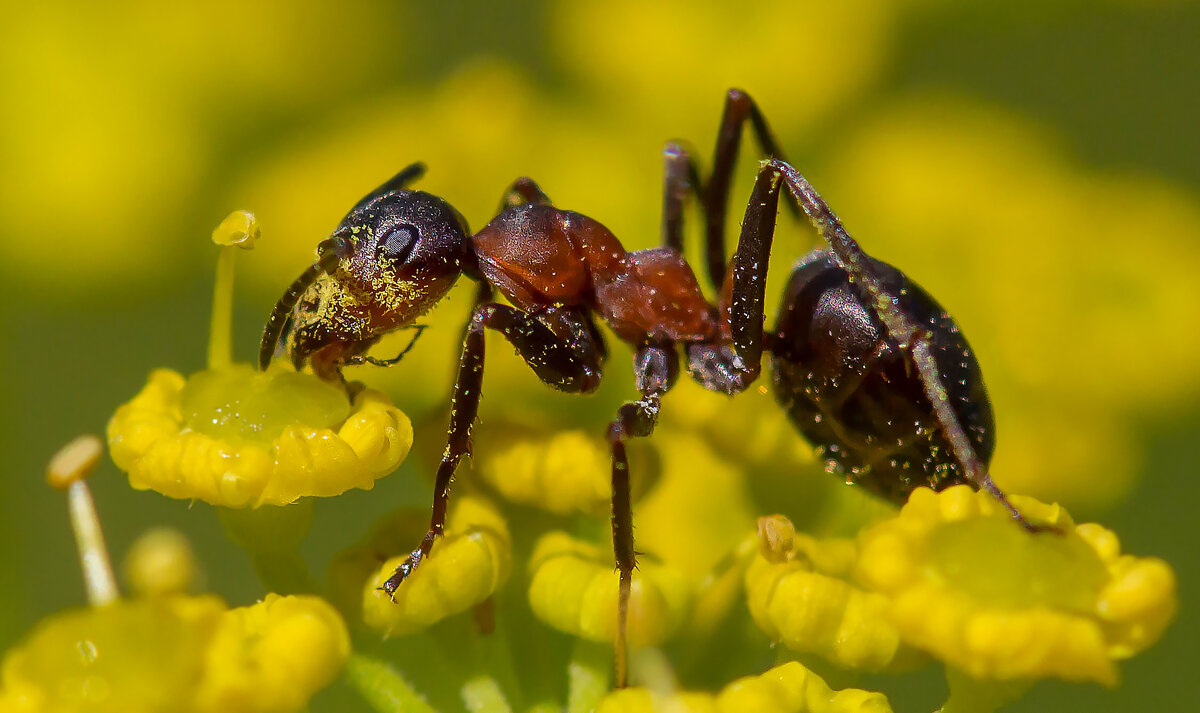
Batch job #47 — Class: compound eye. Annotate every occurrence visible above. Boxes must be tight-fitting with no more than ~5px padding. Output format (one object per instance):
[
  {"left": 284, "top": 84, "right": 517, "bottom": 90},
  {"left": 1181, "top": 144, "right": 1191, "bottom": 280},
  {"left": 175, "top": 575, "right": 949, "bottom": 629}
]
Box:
[{"left": 381, "top": 223, "right": 419, "bottom": 262}]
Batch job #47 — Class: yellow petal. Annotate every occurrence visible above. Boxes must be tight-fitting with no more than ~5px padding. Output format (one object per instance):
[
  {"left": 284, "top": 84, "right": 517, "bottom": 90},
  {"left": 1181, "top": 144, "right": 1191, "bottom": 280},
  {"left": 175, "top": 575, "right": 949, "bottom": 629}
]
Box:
[{"left": 527, "top": 532, "right": 691, "bottom": 648}]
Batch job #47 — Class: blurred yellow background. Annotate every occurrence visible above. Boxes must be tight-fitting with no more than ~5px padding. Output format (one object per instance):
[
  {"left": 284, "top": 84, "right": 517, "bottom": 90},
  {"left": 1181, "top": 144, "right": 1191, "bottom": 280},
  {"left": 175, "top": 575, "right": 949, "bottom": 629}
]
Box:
[{"left": 2, "top": 1, "right": 1197, "bottom": 711}]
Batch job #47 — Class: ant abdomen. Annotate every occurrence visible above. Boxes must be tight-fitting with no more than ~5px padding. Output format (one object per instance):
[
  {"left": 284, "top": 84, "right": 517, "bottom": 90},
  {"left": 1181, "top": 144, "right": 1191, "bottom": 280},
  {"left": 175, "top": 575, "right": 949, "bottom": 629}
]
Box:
[{"left": 769, "top": 251, "right": 996, "bottom": 501}]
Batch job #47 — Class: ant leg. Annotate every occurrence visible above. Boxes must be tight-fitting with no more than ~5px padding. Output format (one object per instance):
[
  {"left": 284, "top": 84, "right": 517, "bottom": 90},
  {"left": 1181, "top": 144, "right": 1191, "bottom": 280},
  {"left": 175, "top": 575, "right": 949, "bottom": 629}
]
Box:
[
  {"left": 342, "top": 326, "right": 428, "bottom": 368},
  {"left": 908, "top": 333, "right": 1038, "bottom": 530},
  {"left": 762, "top": 159, "right": 917, "bottom": 343},
  {"left": 700, "top": 88, "right": 798, "bottom": 287},
  {"left": 661, "top": 142, "right": 702, "bottom": 252},
  {"left": 723, "top": 163, "right": 785, "bottom": 379},
  {"left": 737, "top": 158, "right": 1040, "bottom": 530},
  {"left": 498, "top": 176, "right": 553, "bottom": 211},
  {"left": 684, "top": 164, "right": 781, "bottom": 394},
  {"left": 381, "top": 303, "right": 604, "bottom": 595},
  {"left": 608, "top": 343, "right": 678, "bottom": 688},
  {"left": 661, "top": 91, "right": 798, "bottom": 286}
]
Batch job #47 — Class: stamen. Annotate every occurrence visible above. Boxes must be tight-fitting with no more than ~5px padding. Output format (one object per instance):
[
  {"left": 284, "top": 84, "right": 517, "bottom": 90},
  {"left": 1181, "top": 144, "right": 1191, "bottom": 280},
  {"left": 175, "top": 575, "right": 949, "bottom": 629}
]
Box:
[{"left": 46, "top": 435, "right": 118, "bottom": 606}]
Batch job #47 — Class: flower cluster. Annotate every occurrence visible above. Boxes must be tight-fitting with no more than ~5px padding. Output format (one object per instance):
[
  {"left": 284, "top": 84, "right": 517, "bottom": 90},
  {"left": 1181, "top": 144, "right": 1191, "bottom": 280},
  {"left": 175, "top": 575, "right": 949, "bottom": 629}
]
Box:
[
  {"left": 331, "top": 492, "right": 513, "bottom": 637},
  {"left": 22, "top": 214, "right": 1170, "bottom": 711},
  {"left": 739, "top": 488, "right": 1176, "bottom": 707}
]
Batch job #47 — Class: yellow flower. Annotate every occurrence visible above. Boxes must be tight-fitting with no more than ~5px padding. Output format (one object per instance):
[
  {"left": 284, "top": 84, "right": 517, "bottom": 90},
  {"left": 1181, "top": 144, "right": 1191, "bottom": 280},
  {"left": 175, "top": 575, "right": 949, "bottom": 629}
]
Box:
[
  {"left": 122, "top": 527, "right": 199, "bottom": 597},
  {"left": 527, "top": 531, "right": 691, "bottom": 648},
  {"left": 107, "top": 364, "right": 412, "bottom": 507},
  {"left": 596, "top": 661, "right": 893, "bottom": 713},
  {"left": 855, "top": 486, "right": 1177, "bottom": 686},
  {"left": 744, "top": 516, "right": 924, "bottom": 672},
  {"left": 196, "top": 594, "right": 351, "bottom": 713},
  {"left": 332, "top": 492, "right": 512, "bottom": 637},
  {"left": 0, "top": 594, "right": 349, "bottom": 713}
]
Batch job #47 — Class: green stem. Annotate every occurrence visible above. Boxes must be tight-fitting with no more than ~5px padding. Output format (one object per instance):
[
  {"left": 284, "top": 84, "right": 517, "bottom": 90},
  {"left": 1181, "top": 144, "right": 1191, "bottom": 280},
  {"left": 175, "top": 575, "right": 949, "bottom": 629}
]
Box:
[
  {"left": 461, "top": 675, "right": 513, "bottom": 713},
  {"left": 567, "top": 639, "right": 610, "bottom": 713},
  {"left": 478, "top": 599, "right": 527, "bottom": 711},
  {"left": 939, "top": 668, "right": 1034, "bottom": 713},
  {"left": 217, "top": 502, "right": 315, "bottom": 594},
  {"left": 344, "top": 652, "right": 439, "bottom": 713},
  {"left": 249, "top": 551, "right": 317, "bottom": 595}
]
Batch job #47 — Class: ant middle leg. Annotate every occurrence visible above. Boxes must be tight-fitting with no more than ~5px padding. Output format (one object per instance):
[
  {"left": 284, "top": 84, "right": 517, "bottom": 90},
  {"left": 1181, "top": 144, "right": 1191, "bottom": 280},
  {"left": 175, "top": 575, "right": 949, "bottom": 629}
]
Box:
[
  {"left": 608, "top": 342, "right": 678, "bottom": 688},
  {"left": 380, "top": 301, "right": 604, "bottom": 595}
]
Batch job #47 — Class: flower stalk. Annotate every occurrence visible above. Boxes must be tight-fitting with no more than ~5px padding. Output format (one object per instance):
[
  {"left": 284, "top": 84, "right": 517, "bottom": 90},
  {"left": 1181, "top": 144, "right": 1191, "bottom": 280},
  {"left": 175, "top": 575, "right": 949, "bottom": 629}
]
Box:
[
  {"left": 343, "top": 652, "right": 438, "bottom": 713},
  {"left": 567, "top": 639, "right": 610, "bottom": 713},
  {"left": 207, "top": 210, "right": 259, "bottom": 370},
  {"left": 47, "top": 434, "right": 118, "bottom": 607},
  {"left": 67, "top": 480, "right": 119, "bottom": 606}
]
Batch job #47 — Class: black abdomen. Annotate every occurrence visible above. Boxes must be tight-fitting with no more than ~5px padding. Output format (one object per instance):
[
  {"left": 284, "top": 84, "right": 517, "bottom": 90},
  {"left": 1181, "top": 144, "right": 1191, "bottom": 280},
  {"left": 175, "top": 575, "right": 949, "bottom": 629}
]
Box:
[{"left": 769, "top": 252, "right": 995, "bottom": 502}]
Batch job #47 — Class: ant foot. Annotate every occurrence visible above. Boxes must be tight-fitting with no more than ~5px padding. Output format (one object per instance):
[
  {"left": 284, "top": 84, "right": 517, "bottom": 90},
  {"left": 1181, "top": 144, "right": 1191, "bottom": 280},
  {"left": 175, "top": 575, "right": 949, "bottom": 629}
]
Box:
[
  {"left": 379, "top": 548, "right": 424, "bottom": 598},
  {"left": 1016, "top": 516, "right": 1063, "bottom": 536}
]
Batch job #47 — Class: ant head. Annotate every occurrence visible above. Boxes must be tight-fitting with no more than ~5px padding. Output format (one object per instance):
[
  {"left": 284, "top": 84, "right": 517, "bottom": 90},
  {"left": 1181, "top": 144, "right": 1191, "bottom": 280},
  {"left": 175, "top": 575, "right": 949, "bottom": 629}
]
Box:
[
  {"left": 309, "top": 184, "right": 472, "bottom": 328},
  {"left": 259, "top": 167, "right": 474, "bottom": 371},
  {"left": 332, "top": 185, "right": 472, "bottom": 287}
]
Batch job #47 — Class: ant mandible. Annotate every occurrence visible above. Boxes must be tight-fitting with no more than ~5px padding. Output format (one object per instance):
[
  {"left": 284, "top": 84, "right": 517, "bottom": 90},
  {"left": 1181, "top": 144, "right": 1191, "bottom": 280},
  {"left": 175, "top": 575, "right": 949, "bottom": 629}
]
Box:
[{"left": 260, "top": 89, "right": 1032, "bottom": 687}]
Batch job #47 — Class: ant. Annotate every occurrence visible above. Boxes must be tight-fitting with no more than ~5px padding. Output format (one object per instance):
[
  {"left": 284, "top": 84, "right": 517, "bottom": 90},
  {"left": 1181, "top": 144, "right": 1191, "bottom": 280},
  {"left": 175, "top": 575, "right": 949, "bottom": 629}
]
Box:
[{"left": 260, "top": 89, "right": 1033, "bottom": 687}]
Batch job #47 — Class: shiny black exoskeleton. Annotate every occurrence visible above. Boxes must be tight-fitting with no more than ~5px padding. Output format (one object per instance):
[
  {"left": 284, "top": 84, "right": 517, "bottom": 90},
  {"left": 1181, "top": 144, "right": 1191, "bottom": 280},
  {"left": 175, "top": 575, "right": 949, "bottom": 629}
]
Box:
[{"left": 771, "top": 252, "right": 994, "bottom": 501}]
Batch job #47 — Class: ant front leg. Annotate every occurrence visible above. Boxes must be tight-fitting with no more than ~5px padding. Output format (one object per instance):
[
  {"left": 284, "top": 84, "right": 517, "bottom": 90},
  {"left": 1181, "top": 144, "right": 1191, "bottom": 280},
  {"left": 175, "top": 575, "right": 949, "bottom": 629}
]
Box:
[
  {"left": 380, "top": 301, "right": 604, "bottom": 595},
  {"left": 608, "top": 342, "right": 678, "bottom": 688},
  {"left": 342, "top": 325, "right": 427, "bottom": 368}
]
